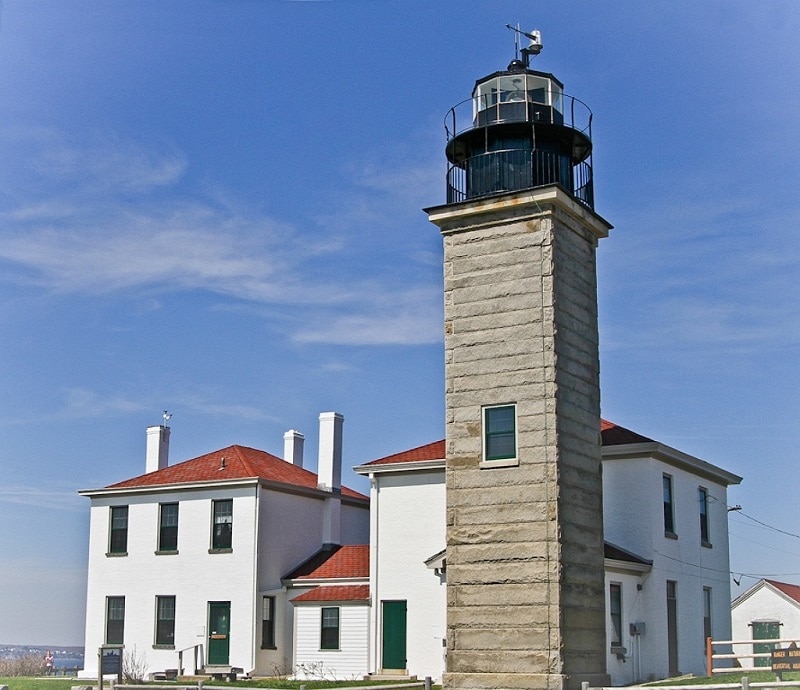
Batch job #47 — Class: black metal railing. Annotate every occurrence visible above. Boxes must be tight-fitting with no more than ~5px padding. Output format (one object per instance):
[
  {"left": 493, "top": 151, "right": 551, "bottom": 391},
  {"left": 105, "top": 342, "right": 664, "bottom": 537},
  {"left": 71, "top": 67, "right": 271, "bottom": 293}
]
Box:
[
  {"left": 447, "top": 148, "right": 594, "bottom": 208},
  {"left": 445, "top": 91, "right": 593, "bottom": 143}
]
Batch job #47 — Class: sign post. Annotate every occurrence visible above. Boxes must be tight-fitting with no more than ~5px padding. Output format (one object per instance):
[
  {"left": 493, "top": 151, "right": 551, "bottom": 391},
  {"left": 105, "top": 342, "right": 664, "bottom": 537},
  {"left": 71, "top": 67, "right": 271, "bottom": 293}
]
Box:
[{"left": 98, "top": 645, "right": 124, "bottom": 690}]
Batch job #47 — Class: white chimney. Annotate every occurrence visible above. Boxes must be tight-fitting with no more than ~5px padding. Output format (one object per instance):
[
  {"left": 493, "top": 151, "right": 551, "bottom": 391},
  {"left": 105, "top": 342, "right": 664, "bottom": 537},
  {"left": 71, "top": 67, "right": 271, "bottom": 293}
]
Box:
[
  {"left": 283, "top": 429, "right": 305, "bottom": 468},
  {"left": 317, "top": 412, "right": 343, "bottom": 491},
  {"left": 318, "top": 412, "right": 343, "bottom": 546},
  {"left": 146, "top": 425, "right": 170, "bottom": 473}
]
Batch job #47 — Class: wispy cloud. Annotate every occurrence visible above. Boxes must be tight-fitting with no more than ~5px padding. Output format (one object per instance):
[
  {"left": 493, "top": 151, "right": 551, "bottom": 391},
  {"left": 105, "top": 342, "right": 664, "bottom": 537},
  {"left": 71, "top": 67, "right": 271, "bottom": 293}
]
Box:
[
  {"left": 599, "top": 173, "right": 800, "bottom": 358},
  {"left": 0, "top": 485, "right": 84, "bottom": 511},
  {"left": 0, "top": 129, "right": 443, "bottom": 346},
  {"left": 173, "top": 395, "right": 279, "bottom": 423},
  {"left": 294, "top": 285, "right": 442, "bottom": 345}
]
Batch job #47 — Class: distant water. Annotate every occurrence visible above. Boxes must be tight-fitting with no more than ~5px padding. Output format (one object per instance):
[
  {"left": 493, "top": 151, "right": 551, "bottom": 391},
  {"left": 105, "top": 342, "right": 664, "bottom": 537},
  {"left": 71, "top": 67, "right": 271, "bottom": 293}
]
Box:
[{"left": 54, "top": 656, "right": 84, "bottom": 669}]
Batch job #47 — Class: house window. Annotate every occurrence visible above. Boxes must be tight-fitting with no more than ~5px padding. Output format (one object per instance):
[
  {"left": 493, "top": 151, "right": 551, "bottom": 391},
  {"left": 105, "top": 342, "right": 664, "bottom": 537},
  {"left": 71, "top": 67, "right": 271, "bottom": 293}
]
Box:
[
  {"left": 211, "top": 499, "right": 233, "bottom": 550},
  {"left": 663, "top": 475, "right": 676, "bottom": 536},
  {"left": 106, "top": 596, "right": 125, "bottom": 644},
  {"left": 320, "top": 607, "right": 340, "bottom": 650},
  {"left": 609, "top": 583, "right": 623, "bottom": 647},
  {"left": 483, "top": 404, "right": 517, "bottom": 462},
  {"left": 699, "top": 487, "right": 710, "bottom": 545},
  {"left": 155, "top": 595, "right": 176, "bottom": 646},
  {"left": 703, "top": 587, "right": 712, "bottom": 651},
  {"left": 158, "top": 503, "right": 179, "bottom": 552},
  {"left": 109, "top": 506, "right": 129, "bottom": 554},
  {"left": 261, "top": 596, "right": 276, "bottom": 649}
]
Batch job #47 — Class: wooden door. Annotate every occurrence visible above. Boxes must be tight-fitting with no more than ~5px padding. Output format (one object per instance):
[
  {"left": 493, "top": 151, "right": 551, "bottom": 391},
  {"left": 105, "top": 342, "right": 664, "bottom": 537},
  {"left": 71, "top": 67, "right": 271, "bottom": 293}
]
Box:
[
  {"left": 208, "top": 602, "right": 231, "bottom": 666},
  {"left": 381, "top": 600, "right": 407, "bottom": 670}
]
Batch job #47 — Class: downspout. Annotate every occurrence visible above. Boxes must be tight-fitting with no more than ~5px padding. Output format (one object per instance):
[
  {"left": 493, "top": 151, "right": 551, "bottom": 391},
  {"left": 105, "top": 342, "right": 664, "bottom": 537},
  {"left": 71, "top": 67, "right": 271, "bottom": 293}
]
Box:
[
  {"left": 251, "top": 483, "right": 260, "bottom": 675},
  {"left": 369, "top": 474, "right": 379, "bottom": 674}
]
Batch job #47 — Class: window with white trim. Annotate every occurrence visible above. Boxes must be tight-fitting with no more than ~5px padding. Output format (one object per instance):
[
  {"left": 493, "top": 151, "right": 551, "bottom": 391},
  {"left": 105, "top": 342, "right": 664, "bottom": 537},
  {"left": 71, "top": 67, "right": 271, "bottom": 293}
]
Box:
[
  {"left": 261, "top": 596, "right": 276, "bottom": 649},
  {"left": 109, "top": 506, "right": 128, "bottom": 554},
  {"left": 320, "top": 607, "right": 339, "bottom": 650},
  {"left": 211, "top": 499, "right": 232, "bottom": 550},
  {"left": 609, "top": 583, "right": 623, "bottom": 647},
  {"left": 155, "top": 595, "right": 176, "bottom": 646},
  {"left": 483, "top": 404, "right": 517, "bottom": 463},
  {"left": 106, "top": 596, "right": 125, "bottom": 644}
]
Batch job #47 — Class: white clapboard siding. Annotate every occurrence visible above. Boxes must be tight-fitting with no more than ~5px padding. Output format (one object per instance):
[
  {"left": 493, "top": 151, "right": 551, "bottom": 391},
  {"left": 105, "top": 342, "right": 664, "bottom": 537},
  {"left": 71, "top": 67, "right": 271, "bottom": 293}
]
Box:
[{"left": 293, "top": 604, "right": 369, "bottom": 680}]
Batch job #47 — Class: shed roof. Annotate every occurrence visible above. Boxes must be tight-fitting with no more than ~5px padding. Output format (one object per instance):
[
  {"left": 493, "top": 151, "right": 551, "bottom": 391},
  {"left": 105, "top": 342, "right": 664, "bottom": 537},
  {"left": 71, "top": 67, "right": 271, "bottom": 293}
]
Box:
[
  {"left": 291, "top": 584, "right": 370, "bottom": 604},
  {"left": 284, "top": 544, "right": 369, "bottom": 580}
]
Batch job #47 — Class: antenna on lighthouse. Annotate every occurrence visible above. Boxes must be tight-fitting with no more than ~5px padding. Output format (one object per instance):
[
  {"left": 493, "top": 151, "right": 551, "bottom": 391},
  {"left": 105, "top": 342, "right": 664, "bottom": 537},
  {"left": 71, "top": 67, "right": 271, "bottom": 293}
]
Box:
[{"left": 506, "top": 24, "right": 543, "bottom": 66}]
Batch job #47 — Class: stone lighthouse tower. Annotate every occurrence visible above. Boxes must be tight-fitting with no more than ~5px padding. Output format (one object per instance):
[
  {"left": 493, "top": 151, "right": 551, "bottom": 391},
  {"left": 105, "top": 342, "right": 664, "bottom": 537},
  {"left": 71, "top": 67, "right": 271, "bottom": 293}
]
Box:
[{"left": 425, "top": 30, "right": 612, "bottom": 690}]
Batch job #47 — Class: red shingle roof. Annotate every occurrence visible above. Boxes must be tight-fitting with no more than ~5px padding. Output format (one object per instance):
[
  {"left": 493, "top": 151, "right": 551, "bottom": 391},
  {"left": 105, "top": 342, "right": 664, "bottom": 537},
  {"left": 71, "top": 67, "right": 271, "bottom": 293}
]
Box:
[
  {"left": 291, "top": 585, "right": 370, "bottom": 603},
  {"left": 767, "top": 579, "right": 800, "bottom": 604},
  {"left": 284, "top": 544, "right": 369, "bottom": 580},
  {"left": 363, "top": 439, "right": 445, "bottom": 466},
  {"left": 364, "top": 421, "right": 653, "bottom": 467},
  {"left": 107, "top": 444, "right": 367, "bottom": 500},
  {"left": 600, "top": 420, "right": 655, "bottom": 446}
]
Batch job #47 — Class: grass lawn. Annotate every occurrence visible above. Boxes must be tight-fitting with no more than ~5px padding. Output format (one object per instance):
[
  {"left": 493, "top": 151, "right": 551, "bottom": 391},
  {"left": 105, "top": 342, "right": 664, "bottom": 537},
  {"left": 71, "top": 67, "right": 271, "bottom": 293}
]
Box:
[
  {"left": 0, "top": 679, "right": 422, "bottom": 690},
  {"left": 0, "top": 679, "right": 82, "bottom": 690}
]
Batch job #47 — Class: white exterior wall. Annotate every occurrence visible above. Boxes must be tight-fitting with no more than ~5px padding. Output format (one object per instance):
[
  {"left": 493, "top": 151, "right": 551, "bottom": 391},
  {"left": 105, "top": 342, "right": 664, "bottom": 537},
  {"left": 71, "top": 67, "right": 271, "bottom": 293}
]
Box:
[
  {"left": 370, "top": 468, "right": 446, "bottom": 681},
  {"left": 731, "top": 587, "right": 800, "bottom": 668},
  {"left": 603, "top": 455, "right": 734, "bottom": 681},
  {"left": 293, "top": 604, "right": 369, "bottom": 680},
  {"left": 255, "top": 489, "right": 324, "bottom": 677},
  {"left": 340, "top": 501, "right": 371, "bottom": 545},
  {"left": 604, "top": 569, "right": 647, "bottom": 686},
  {"left": 82, "top": 479, "right": 369, "bottom": 680},
  {"left": 255, "top": 488, "right": 324, "bottom": 676},
  {"left": 81, "top": 484, "right": 259, "bottom": 678}
]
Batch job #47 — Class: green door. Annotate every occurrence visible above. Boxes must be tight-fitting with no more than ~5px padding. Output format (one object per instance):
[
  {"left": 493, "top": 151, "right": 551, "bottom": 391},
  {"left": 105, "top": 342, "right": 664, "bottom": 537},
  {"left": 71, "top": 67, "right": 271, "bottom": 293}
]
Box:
[
  {"left": 753, "top": 621, "right": 781, "bottom": 667},
  {"left": 382, "top": 600, "right": 407, "bottom": 670},
  {"left": 208, "top": 602, "right": 231, "bottom": 665}
]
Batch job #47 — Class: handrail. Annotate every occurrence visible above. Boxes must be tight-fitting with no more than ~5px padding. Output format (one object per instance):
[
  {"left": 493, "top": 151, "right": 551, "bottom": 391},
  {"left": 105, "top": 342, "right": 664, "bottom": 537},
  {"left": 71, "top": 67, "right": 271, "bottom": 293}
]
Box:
[{"left": 175, "top": 643, "right": 204, "bottom": 676}]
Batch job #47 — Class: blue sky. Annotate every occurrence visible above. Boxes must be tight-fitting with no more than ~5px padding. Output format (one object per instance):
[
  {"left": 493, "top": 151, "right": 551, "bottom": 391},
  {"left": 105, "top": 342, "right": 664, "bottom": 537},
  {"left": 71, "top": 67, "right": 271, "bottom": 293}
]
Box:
[{"left": 0, "top": 1, "right": 797, "bottom": 646}]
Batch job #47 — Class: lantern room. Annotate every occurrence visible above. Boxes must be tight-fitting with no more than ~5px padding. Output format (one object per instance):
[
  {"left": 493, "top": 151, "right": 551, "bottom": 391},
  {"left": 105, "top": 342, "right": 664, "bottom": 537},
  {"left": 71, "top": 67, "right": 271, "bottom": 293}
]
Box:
[{"left": 444, "top": 56, "right": 594, "bottom": 208}]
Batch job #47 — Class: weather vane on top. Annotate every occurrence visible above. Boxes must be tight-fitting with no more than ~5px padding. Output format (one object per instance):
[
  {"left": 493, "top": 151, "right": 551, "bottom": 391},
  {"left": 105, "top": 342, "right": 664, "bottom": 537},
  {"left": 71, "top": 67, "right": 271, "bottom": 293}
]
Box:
[
  {"left": 163, "top": 410, "right": 172, "bottom": 425},
  {"left": 506, "top": 24, "right": 543, "bottom": 67}
]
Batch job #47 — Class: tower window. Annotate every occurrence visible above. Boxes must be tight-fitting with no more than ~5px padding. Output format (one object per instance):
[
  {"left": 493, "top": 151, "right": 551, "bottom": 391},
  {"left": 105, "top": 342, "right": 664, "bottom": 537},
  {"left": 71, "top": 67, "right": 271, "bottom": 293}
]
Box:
[{"left": 483, "top": 405, "right": 517, "bottom": 464}]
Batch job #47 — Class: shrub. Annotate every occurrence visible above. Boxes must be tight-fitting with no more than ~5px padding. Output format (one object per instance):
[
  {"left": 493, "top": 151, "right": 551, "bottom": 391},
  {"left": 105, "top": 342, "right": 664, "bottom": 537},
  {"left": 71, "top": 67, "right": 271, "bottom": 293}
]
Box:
[
  {"left": 0, "top": 653, "right": 47, "bottom": 676},
  {"left": 122, "top": 645, "right": 148, "bottom": 683}
]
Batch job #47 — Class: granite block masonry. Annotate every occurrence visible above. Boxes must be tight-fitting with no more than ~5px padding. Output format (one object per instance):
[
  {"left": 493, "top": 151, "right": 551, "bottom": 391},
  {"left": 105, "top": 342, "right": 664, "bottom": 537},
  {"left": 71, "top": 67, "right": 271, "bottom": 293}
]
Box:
[{"left": 428, "top": 186, "right": 612, "bottom": 690}]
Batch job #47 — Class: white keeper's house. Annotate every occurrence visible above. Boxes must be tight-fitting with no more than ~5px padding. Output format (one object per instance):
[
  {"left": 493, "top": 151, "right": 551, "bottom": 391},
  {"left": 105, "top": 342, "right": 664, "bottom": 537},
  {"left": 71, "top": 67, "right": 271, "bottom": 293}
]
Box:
[
  {"left": 78, "top": 412, "right": 369, "bottom": 680},
  {"left": 79, "top": 415, "right": 740, "bottom": 685},
  {"left": 352, "top": 419, "right": 741, "bottom": 686}
]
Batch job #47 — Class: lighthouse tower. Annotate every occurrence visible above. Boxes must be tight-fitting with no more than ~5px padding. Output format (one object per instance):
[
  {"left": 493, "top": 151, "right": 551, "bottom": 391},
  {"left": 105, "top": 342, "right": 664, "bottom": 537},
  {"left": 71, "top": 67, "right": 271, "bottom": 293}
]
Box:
[{"left": 426, "top": 30, "right": 612, "bottom": 690}]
